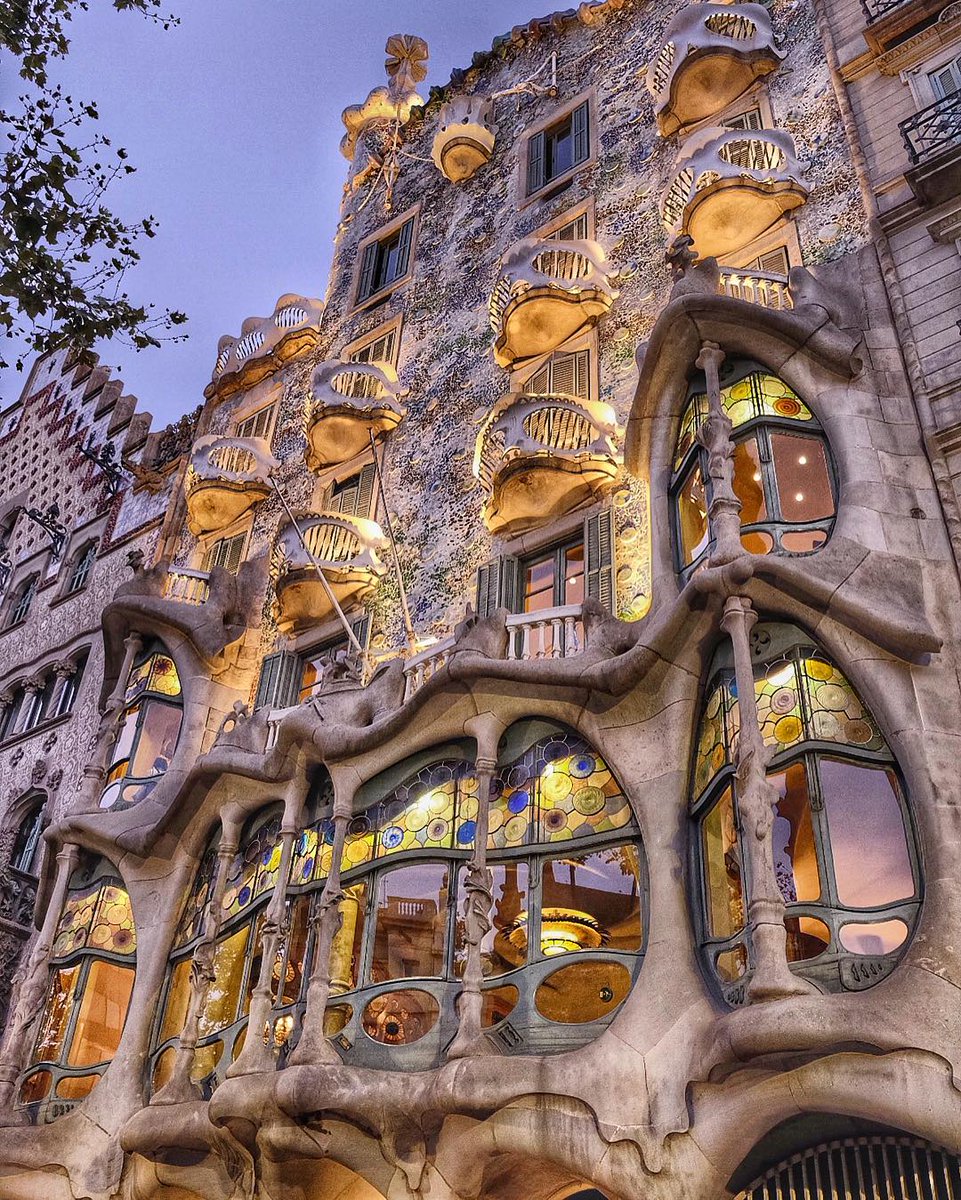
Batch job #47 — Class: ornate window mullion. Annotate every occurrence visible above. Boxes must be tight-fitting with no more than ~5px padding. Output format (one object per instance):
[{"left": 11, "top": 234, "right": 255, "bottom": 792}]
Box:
[
  {"left": 0, "top": 842, "right": 80, "bottom": 1108},
  {"left": 78, "top": 632, "right": 143, "bottom": 811},
  {"left": 288, "top": 788, "right": 353, "bottom": 1066},
  {"left": 153, "top": 822, "right": 241, "bottom": 1104},
  {"left": 720, "top": 597, "right": 815, "bottom": 1003},
  {"left": 696, "top": 342, "right": 742, "bottom": 564}
]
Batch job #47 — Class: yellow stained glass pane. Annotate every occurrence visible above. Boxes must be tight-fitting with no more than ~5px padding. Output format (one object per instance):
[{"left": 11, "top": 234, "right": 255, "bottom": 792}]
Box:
[
  {"left": 53, "top": 883, "right": 99, "bottom": 958},
  {"left": 89, "top": 884, "right": 136, "bottom": 955},
  {"left": 676, "top": 374, "right": 814, "bottom": 470},
  {"left": 755, "top": 657, "right": 804, "bottom": 755},
  {"left": 148, "top": 654, "right": 182, "bottom": 697},
  {"left": 66, "top": 960, "right": 135, "bottom": 1067},
  {"left": 702, "top": 786, "right": 744, "bottom": 939},
  {"left": 124, "top": 658, "right": 152, "bottom": 703},
  {"left": 800, "top": 657, "right": 885, "bottom": 752},
  {"left": 158, "top": 957, "right": 192, "bottom": 1043},
  {"left": 199, "top": 925, "right": 250, "bottom": 1038},
  {"left": 378, "top": 781, "right": 457, "bottom": 856},
  {"left": 32, "top": 965, "right": 80, "bottom": 1063}
]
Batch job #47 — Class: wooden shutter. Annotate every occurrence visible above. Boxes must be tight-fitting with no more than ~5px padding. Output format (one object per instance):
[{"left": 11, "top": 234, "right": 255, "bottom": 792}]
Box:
[
  {"left": 527, "top": 360, "right": 551, "bottom": 395},
  {"left": 584, "top": 508, "right": 615, "bottom": 613},
  {"left": 254, "top": 650, "right": 302, "bottom": 710},
  {"left": 350, "top": 612, "right": 371, "bottom": 650},
  {"left": 355, "top": 463, "right": 377, "bottom": 520},
  {"left": 394, "top": 218, "right": 414, "bottom": 283},
  {"left": 931, "top": 62, "right": 961, "bottom": 99},
  {"left": 224, "top": 533, "right": 245, "bottom": 573},
  {"left": 358, "top": 240, "right": 378, "bottom": 302},
  {"left": 754, "top": 247, "right": 790, "bottom": 275},
  {"left": 571, "top": 102, "right": 590, "bottom": 167},
  {"left": 526, "top": 131, "right": 546, "bottom": 195},
  {"left": 475, "top": 556, "right": 518, "bottom": 617}
]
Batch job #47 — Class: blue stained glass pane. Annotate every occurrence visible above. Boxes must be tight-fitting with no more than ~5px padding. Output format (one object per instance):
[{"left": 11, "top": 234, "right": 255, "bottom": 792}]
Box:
[
  {"left": 238, "top": 885, "right": 251, "bottom": 906},
  {"left": 382, "top": 825, "right": 404, "bottom": 850},
  {"left": 456, "top": 820, "right": 476, "bottom": 844},
  {"left": 508, "top": 791, "right": 529, "bottom": 815},
  {"left": 302, "top": 858, "right": 314, "bottom": 879}
]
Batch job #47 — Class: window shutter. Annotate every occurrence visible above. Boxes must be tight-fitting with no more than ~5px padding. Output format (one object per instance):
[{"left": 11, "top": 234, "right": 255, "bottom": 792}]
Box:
[
  {"left": 585, "top": 508, "right": 615, "bottom": 613},
  {"left": 527, "top": 360, "right": 551, "bottom": 395},
  {"left": 255, "top": 650, "right": 302, "bottom": 710},
  {"left": 358, "top": 240, "right": 378, "bottom": 302},
  {"left": 571, "top": 102, "right": 590, "bottom": 167},
  {"left": 499, "top": 555, "right": 519, "bottom": 612},
  {"left": 756, "top": 247, "right": 790, "bottom": 275},
  {"left": 526, "top": 131, "right": 546, "bottom": 195},
  {"left": 350, "top": 613, "right": 371, "bottom": 651},
  {"left": 356, "top": 463, "right": 377, "bottom": 520},
  {"left": 224, "top": 533, "right": 245, "bottom": 574},
  {"left": 394, "top": 218, "right": 414, "bottom": 282},
  {"left": 574, "top": 349, "right": 590, "bottom": 399},
  {"left": 318, "top": 481, "right": 333, "bottom": 513}
]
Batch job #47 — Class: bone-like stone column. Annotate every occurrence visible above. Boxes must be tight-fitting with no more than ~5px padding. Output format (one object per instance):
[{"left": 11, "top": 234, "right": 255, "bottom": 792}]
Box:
[
  {"left": 152, "top": 809, "right": 243, "bottom": 1104},
  {"left": 287, "top": 786, "right": 353, "bottom": 1066},
  {"left": 721, "top": 596, "right": 813, "bottom": 1002},
  {"left": 0, "top": 841, "right": 79, "bottom": 1109},
  {"left": 697, "top": 341, "right": 743, "bottom": 564},
  {"left": 226, "top": 798, "right": 302, "bottom": 1078},
  {"left": 77, "top": 631, "right": 143, "bottom": 812}
]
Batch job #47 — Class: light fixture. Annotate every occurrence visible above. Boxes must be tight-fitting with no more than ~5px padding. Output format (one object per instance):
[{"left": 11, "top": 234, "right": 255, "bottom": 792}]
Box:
[
  {"left": 752, "top": 471, "right": 761, "bottom": 482},
  {"left": 798, "top": 455, "right": 808, "bottom": 465},
  {"left": 507, "top": 908, "right": 606, "bottom": 957},
  {"left": 795, "top": 492, "right": 804, "bottom": 502}
]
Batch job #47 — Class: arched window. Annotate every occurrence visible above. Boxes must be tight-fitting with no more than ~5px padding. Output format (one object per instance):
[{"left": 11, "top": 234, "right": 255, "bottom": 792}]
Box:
[
  {"left": 65, "top": 542, "right": 97, "bottom": 595},
  {"left": 10, "top": 798, "right": 45, "bottom": 876},
  {"left": 153, "top": 724, "right": 647, "bottom": 1091},
  {"left": 672, "top": 363, "right": 836, "bottom": 575},
  {"left": 692, "top": 622, "right": 921, "bottom": 1002},
  {"left": 19, "top": 857, "right": 136, "bottom": 1121},
  {"left": 99, "top": 645, "right": 183, "bottom": 811},
  {"left": 51, "top": 652, "right": 87, "bottom": 719},
  {"left": 6, "top": 575, "right": 38, "bottom": 628}
]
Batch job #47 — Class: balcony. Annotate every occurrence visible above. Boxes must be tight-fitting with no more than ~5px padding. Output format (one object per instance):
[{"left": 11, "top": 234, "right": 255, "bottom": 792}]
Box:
[
  {"left": 305, "top": 361, "right": 406, "bottom": 471},
  {"left": 272, "top": 512, "right": 388, "bottom": 630},
  {"left": 901, "top": 92, "right": 961, "bottom": 205},
  {"left": 432, "top": 94, "right": 497, "bottom": 182},
  {"left": 661, "top": 128, "right": 809, "bottom": 259},
  {"left": 184, "top": 435, "right": 278, "bottom": 535},
  {"left": 208, "top": 294, "right": 324, "bottom": 401},
  {"left": 718, "top": 266, "right": 793, "bottom": 311},
  {"left": 162, "top": 567, "right": 210, "bottom": 606},
  {"left": 647, "top": 4, "right": 782, "bottom": 136},
  {"left": 474, "top": 392, "right": 620, "bottom": 536},
  {"left": 861, "top": 0, "right": 907, "bottom": 16},
  {"left": 489, "top": 239, "right": 618, "bottom": 368}
]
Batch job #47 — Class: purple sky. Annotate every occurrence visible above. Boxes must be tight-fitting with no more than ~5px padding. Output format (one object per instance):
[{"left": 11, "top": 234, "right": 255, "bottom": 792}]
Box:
[{"left": 2, "top": 0, "right": 546, "bottom": 424}]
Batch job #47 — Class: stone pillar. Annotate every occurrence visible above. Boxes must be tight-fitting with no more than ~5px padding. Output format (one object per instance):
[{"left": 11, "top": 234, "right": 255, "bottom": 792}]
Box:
[
  {"left": 152, "top": 812, "right": 243, "bottom": 1105},
  {"left": 696, "top": 341, "right": 742, "bottom": 565},
  {"left": 49, "top": 660, "right": 79, "bottom": 717},
  {"left": 77, "top": 631, "right": 142, "bottom": 812},
  {"left": 0, "top": 842, "right": 79, "bottom": 1109},
  {"left": 0, "top": 690, "right": 14, "bottom": 737},
  {"left": 288, "top": 787, "right": 353, "bottom": 1066},
  {"left": 721, "top": 596, "right": 812, "bottom": 1002},
  {"left": 226, "top": 800, "right": 302, "bottom": 1078},
  {"left": 447, "top": 713, "right": 505, "bottom": 1060}
]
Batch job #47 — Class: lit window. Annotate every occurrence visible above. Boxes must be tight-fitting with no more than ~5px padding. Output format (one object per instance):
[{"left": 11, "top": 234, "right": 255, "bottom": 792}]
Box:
[
  {"left": 357, "top": 218, "right": 415, "bottom": 305},
  {"left": 236, "top": 406, "right": 273, "bottom": 442},
  {"left": 99, "top": 646, "right": 183, "bottom": 811},
  {"left": 692, "top": 622, "right": 920, "bottom": 1000},
  {"left": 527, "top": 101, "right": 590, "bottom": 195},
  {"left": 18, "top": 858, "right": 136, "bottom": 1119},
  {"left": 672, "top": 364, "right": 836, "bottom": 574}
]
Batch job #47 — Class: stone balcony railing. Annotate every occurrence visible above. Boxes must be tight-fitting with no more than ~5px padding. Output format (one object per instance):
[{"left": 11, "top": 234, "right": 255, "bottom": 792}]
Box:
[
  {"left": 647, "top": 3, "right": 782, "bottom": 136},
  {"left": 210, "top": 295, "right": 324, "bottom": 387},
  {"left": 184, "top": 435, "right": 278, "bottom": 535},
  {"left": 161, "top": 567, "right": 211, "bottom": 606},
  {"left": 272, "top": 512, "right": 388, "bottom": 630},
  {"left": 661, "top": 127, "right": 809, "bottom": 259},
  {"left": 305, "top": 360, "right": 407, "bottom": 471},
  {"left": 474, "top": 391, "right": 620, "bottom": 535},
  {"left": 718, "top": 266, "right": 793, "bottom": 310},
  {"left": 489, "top": 238, "right": 618, "bottom": 368}
]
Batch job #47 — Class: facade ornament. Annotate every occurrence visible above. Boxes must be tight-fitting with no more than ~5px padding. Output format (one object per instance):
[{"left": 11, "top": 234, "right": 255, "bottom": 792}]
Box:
[
  {"left": 666, "top": 233, "right": 698, "bottom": 281},
  {"left": 41, "top": 731, "right": 58, "bottom": 753},
  {"left": 385, "top": 34, "right": 429, "bottom": 98},
  {"left": 48, "top": 768, "right": 62, "bottom": 791},
  {"left": 340, "top": 34, "right": 429, "bottom": 163},
  {"left": 126, "top": 548, "right": 146, "bottom": 575},
  {"left": 30, "top": 759, "right": 46, "bottom": 785},
  {"left": 432, "top": 95, "right": 498, "bottom": 183},
  {"left": 9, "top": 748, "right": 23, "bottom": 767}
]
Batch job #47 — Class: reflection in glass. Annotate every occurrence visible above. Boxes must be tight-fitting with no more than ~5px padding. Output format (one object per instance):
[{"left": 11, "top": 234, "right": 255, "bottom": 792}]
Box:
[
  {"left": 33, "top": 966, "right": 80, "bottom": 1062},
  {"left": 455, "top": 862, "right": 528, "bottom": 977},
  {"left": 769, "top": 762, "right": 821, "bottom": 904},
  {"left": 129, "top": 702, "right": 182, "bottom": 778},
  {"left": 716, "top": 945, "right": 747, "bottom": 982},
  {"left": 820, "top": 760, "right": 914, "bottom": 907},
  {"left": 538, "top": 846, "right": 642, "bottom": 956},
  {"left": 66, "top": 960, "right": 135, "bottom": 1066},
  {"left": 784, "top": 916, "right": 830, "bottom": 963},
  {"left": 534, "top": 960, "right": 631, "bottom": 1023},
  {"left": 362, "top": 989, "right": 440, "bottom": 1044},
  {"left": 732, "top": 436, "right": 767, "bottom": 525},
  {"left": 370, "top": 864, "right": 450, "bottom": 983},
  {"left": 839, "top": 920, "right": 909, "bottom": 955},
  {"left": 678, "top": 464, "right": 709, "bottom": 565},
  {"left": 482, "top": 985, "right": 519, "bottom": 1027},
  {"left": 19, "top": 1071, "right": 52, "bottom": 1105},
  {"left": 702, "top": 787, "right": 744, "bottom": 938},
  {"left": 199, "top": 926, "right": 249, "bottom": 1038},
  {"left": 772, "top": 432, "right": 833, "bottom": 523}
]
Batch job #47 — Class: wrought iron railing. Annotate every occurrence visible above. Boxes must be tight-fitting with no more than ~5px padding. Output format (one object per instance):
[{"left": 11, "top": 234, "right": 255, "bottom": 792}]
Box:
[
  {"left": 0, "top": 867, "right": 37, "bottom": 929},
  {"left": 859, "top": 0, "right": 909, "bottom": 21},
  {"left": 901, "top": 91, "right": 961, "bottom": 165}
]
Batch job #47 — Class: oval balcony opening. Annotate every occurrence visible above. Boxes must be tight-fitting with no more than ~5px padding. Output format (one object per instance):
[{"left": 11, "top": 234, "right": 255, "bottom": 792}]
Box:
[
  {"left": 184, "top": 434, "right": 278, "bottom": 536},
  {"left": 305, "top": 361, "right": 407, "bottom": 471}
]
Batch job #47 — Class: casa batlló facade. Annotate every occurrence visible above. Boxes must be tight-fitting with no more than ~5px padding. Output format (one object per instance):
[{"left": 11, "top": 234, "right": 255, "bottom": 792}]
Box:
[{"left": 2, "top": 0, "right": 961, "bottom": 1198}]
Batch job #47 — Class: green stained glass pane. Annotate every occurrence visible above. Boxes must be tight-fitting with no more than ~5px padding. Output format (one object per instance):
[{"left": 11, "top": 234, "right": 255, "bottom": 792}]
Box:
[
  {"left": 755, "top": 656, "right": 804, "bottom": 754},
  {"left": 89, "top": 884, "right": 136, "bottom": 955},
  {"left": 676, "top": 374, "right": 814, "bottom": 468},
  {"left": 674, "top": 394, "right": 708, "bottom": 469},
  {"left": 800, "top": 657, "right": 885, "bottom": 752},
  {"left": 53, "top": 882, "right": 100, "bottom": 958}
]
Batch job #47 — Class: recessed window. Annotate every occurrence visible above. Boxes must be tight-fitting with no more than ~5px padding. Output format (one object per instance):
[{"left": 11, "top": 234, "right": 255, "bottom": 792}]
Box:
[
  {"left": 929, "top": 56, "right": 961, "bottom": 100},
  {"left": 324, "top": 463, "right": 376, "bottom": 521},
  {"left": 357, "top": 218, "right": 415, "bottom": 305},
  {"left": 744, "top": 246, "right": 790, "bottom": 275},
  {"left": 236, "top": 406, "right": 273, "bottom": 441},
  {"left": 546, "top": 211, "right": 590, "bottom": 242},
  {"left": 527, "top": 101, "right": 590, "bottom": 196},
  {"left": 524, "top": 348, "right": 591, "bottom": 399},
  {"left": 299, "top": 617, "right": 369, "bottom": 702},
  {"left": 7, "top": 576, "right": 37, "bottom": 627},
  {"left": 66, "top": 543, "right": 97, "bottom": 595},
  {"left": 201, "top": 532, "right": 246, "bottom": 574},
  {"left": 349, "top": 326, "right": 399, "bottom": 368},
  {"left": 11, "top": 801, "right": 45, "bottom": 876}
]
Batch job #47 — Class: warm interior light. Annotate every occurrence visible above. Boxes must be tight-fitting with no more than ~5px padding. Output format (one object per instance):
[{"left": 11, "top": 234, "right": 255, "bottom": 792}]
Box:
[
  {"left": 798, "top": 455, "right": 808, "bottom": 465},
  {"left": 508, "top": 908, "right": 605, "bottom": 957},
  {"left": 795, "top": 492, "right": 804, "bottom": 502},
  {"left": 752, "top": 471, "right": 761, "bottom": 482}
]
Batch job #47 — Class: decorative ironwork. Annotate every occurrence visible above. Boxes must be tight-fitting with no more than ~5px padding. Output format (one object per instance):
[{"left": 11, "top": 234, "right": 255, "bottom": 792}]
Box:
[
  {"left": 859, "top": 0, "right": 909, "bottom": 21},
  {"left": 901, "top": 90, "right": 961, "bottom": 164},
  {"left": 78, "top": 436, "right": 125, "bottom": 497},
  {"left": 22, "top": 503, "right": 68, "bottom": 558}
]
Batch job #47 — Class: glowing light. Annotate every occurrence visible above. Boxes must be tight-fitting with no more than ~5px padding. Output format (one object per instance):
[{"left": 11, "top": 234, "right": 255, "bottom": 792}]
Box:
[
  {"left": 752, "top": 471, "right": 761, "bottom": 482},
  {"left": 798, "top": 455, "right": 808, "bottom": 465},
  {"left": 795, "top": 492, "right": 804, "bottom": 502}
]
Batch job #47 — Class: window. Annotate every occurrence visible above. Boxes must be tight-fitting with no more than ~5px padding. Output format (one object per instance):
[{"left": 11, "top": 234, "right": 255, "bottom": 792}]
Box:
[
  {"left": 356, "top": 218, "right": 415, "bottom": 305},
  {"left": 744, "top": 246, "right": 790, "bottom": 275},
  {"left": 236, "top": 406, "right": 273, "bottom": 442},
  {"left": 527, "top": 101, "right": 590, "bottom": 195},
  {"left": 524, "top": 349, "right": 591, "bottom": 399},
  {"left": 349, "top": 327, "right": 398, "bottom": 368},
  {"left": 672, "top": 363, "right": 836, "bottom": 575},
  {"left": 723, "top": 107, "right": 763, "bottom": 131},
  {"left": 299, "top": 616, "right": 370, "bottom": 702},
  {"left": 99, "top": 646, "right": 183, "bottom": 811},
  {"left": 11, "top": 801, "right": 45, "bottom": 876},
  {"left": 66, "top": 543, "right": 97, "bottom": 595},
  {"left": 201, "top": 532, "right": 246, "bottom": 574},
  {"left": 930, "top": 57, "right": 961, "bottom": 100},
  {"left": 324, "top": 463, "right": 376, "bottom": 520},
  {"left": 7, "top": 576, "right": 37, "bottom": 627},
  {"left": 18, "top": 858, "right": 136, "bottom": 1118},
  {"left": 19, "top": 677, "right": 54, "bottom": 733},
  {"left": 692, "top": 622, "right": 920, "bottom": 1000},
  {"left": 152, "top": 722, "right": 646, "bottom": 1090},
  {"left": 51, "top": 655, "right": 86, "bottom": 719},
  {"left": 546, "top": 211, "right": 590, "bottom": 242}
]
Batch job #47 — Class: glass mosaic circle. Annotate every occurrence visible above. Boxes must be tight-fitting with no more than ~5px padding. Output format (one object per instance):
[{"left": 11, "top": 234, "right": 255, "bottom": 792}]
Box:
[
  {"left": 573, "top": 786, "right": 606, "bottom": 816},
  {"left": 382, "top": 826, "right": 404, "bottom": 851},
  {"left": 771, "top": 687, "right": 797, "bottom": 715},
  {"left": 570, "top": 755, "right": 596, "bottom": 779},
  {"left": 427, "top": 819, "right": 449, "bottom": 842},
  {"left": 504, "top": 815, "right": 528, "bottom": 843},
  {"left": 541, "top": 772, "right": 573, "bottom": 803},
  {"left": 456, "top": 820, "right": 476, "bottom": 844},
  {"left": 816, "top": 684, "right": 848, "bottom": 712},
  {"left": 508, "top": 791, "right": 529, "bottom": 815},
  {"left": 774, "top": 715, "right": 802, "bottom": 744},
  {"left": 544, "top": 809, "right": 568, "bottom": 833}
]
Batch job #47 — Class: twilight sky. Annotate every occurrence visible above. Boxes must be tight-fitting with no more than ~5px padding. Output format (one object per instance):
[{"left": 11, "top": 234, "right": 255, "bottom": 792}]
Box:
[{"left": 2, "top": 0, "right": 546, "bottom": 424}]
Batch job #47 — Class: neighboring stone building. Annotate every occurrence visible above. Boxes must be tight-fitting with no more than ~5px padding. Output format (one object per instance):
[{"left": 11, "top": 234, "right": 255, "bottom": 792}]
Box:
[{"left": 1, "top": 1, "right": 961, "bottom": 1198}]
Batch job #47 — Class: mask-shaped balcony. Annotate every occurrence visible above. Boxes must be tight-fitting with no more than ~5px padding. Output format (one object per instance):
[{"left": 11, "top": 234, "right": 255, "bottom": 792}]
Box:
[
  {"left": 272, "top": 512, "right": 388, "bottom": 631},
  {"left": 305, "top": 361, "right": 407, "bottom": 471},
  {"left": 489, "top": 239, "right": 618, "bottom": 369},
  {"left": 184, "top": 435, "right": 279, "bottom": 536},
  {"left": 661, "top": 128, "right": 809, "bottom": 259},
  {"left": 474, "top": 392, "right": 620, "bottom": 536},
  {"left": 647, "top": 4, "right": 783, "bottom": 136}
]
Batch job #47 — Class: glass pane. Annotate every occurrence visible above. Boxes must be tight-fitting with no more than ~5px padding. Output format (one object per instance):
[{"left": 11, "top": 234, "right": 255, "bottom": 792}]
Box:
[
  {"left": 454, "top": 861, "right": 529, "bottom": 978},
  {"left": 129, "top": 701, "right": 182, "bottom": 779},
  {"left": 694, "top": 680, "right": 732, "bottom": 796},
  {"left": 199, "top": 925, "right": 250, "bottom": 1037},
  {"left": 785, "top": 915, "right": 830, "bottom": 962},
  {"left": 523, "top": 556, "right": 556, "bottom": 613},
  {"left": 779, "top": 529, "right": 827, "bottom": 553},
  {"left": 482, "top": 985, "right": 519, "bottom": 1027},
  {"left": 562, "top": 544, "right": 585, "bottom": 606},
  {"left": 53, "top": 883, "right": 99, "bottom": 957},
  {"left": 702, "top": 787, "right": 745, "bottom": 938},
  {"left": 839, "top": 920, "right": 909, "bottom": 955},
  {"left": 548, "top": 122, "right": 573, "bottom": 178},
  {"left": 90, "top": 884, "right": 136, "bottom": 955},
  {"left": 820, "top": 760, "right": 914, "bottom": 907},
  {"left": 534, "top": 960, "right": 631, "bottom": 1023},
  {"left": 19, "top": 1071, "right": 52, "bottom": 1104},
  {"left": 329, "top": 882, "right": 368, "bottom": 994},
  {"left": 66, "top": 960, "right": 135, "bottom": 1066},
  {"left": 147, "top": 654, "right": 182, "bottom": 697},
  {"left": 732, "top": 437, "right": 768, "bottom": 525},
  {"left": 769, "top": 761, "right": 821, "bottom": 904},
  {"left": 370, "top": 863, "right": 449, "bottom": 983},
  {"left": 677, "top": 464, "right": 709, "bottom": 565},
  {"left": 276, "top": 896, "right": 310, "bottom": 1006},
  {"left": 108, "top": 707, "right": 139, "bottom": 776},
  {"left": 539, "top": 845, "right": 642, "bottom": 957},
  {"left": 741, "top": 529, "right": 775, "bottom": 554},
  {"left": 715, "top": 945, "right": 747, "bottom": 982},
  {"left": 801, "top": 658, "right": 885, "bottom": 752},
  {"left": 771, "top": 432, "right": 833, "bottom": 523},
  {"left": 56, "top": 1074, "right": 98, "bottom": 1100},
  {"left": 159, "top": 957, "right": 192, "bottom": 1042},
  {"left": 361, "top": 989, "right": 440, "bottom": 1045},
  {"left": 33, "top": 965, "right": 80, "bottom": 1062}
]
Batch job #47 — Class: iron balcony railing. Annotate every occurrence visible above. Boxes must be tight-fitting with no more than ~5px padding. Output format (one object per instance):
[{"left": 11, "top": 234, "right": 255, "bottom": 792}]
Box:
[
  {"left": 901, "top": 90, "right": 961, "bottom": 165},
  {"left": 859, "top": 0, "right": 909, "bottom": 20}
]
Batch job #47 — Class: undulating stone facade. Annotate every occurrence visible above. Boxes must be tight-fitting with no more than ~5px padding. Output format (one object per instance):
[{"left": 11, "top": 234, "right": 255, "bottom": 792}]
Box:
[{"left": 2, "top": 1, "right": 961, "bottom": 1198}]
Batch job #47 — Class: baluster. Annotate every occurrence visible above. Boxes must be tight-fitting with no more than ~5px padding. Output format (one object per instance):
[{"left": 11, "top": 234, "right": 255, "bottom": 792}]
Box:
[
  {"left": 550, "top": 617, "right": 561, "bottom": 659},
  {"left": 563, "top": 615, "right": 576, "bottom": 656},
  {"left": 521, "top": 622, "right": 532, "bottom": 661},
  {"left": 507, "top": 626, "right": 519, "bottom": 661}
]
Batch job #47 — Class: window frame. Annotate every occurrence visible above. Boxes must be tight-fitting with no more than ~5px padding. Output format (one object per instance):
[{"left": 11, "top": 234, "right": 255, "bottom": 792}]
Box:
[
  {"left": 518, "top": 91, "right": 597, "bottom": 206},
  {"left": 352, "top": 206, "right": 420, "bottom": 312},
  {"left": 65, "top": 541, "right": 97, "bottom": 597},
  {"left": 235, "top": 404, "right": 275, "bottom": 443},
  {"left": 343, "top": 316, "right": 403, "bottom": 369},
  {"left": 6, "top": 574, "right": 38, "bottom": 628}
]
